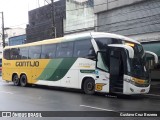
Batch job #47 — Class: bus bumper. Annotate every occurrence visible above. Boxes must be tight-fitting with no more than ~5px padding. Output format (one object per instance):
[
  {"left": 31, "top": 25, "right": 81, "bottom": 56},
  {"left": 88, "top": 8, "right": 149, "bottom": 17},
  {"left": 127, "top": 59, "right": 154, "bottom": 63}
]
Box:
[{"left": 123, "top": 81, "right": 150, "bottom": 94}]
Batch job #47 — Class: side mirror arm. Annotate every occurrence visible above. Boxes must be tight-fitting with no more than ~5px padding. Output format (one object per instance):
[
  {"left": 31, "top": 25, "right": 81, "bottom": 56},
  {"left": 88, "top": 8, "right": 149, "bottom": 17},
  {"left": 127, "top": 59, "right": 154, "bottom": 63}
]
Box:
[{"left": 145, "top": 51, "right": 158, "bottom": 64}]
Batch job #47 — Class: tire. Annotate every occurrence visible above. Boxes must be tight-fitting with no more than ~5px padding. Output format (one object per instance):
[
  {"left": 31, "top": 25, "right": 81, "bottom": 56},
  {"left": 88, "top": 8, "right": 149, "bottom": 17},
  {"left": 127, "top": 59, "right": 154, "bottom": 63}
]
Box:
[
  {"left": 12, "top": 74, "right": 20, "bottom": 86},
  {"left": 20, "top": 74, "right": 28, "bottom": 87},
  {"left": 83, "top": 78, "right": 95, "bottom": 95}
]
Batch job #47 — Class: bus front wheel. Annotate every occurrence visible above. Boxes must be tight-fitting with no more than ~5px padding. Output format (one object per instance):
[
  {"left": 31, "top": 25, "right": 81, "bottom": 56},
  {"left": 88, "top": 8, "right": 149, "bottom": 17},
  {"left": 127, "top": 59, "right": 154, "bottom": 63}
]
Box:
[
  {"left": 20, "top": 74, "right": 28, "bottom": 87},
  {"left": 13, "top": 74, "right": 20, "bottom": 86},
  {"left": 83, "top": 78, "right": 95, "bottom": 95}
]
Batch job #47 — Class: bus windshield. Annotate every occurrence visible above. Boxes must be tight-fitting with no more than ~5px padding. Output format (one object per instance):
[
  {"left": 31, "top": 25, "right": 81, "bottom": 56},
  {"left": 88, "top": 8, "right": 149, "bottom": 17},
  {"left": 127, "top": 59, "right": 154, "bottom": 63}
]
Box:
[{"left": 128, "top": 43, "right": 149, "bottom": 80}]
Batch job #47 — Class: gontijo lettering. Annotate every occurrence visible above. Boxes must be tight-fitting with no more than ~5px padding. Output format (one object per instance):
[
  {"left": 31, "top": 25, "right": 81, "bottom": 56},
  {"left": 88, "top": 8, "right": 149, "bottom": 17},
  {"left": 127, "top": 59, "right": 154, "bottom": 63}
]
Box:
[{"left": 16, "top": 61, "right": 39, "bottom": 67}]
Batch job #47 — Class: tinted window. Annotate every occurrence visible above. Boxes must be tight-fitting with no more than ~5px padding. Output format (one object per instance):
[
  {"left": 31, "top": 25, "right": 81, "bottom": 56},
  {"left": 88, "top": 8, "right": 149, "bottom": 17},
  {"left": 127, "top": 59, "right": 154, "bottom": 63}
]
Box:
[
  {"left": 95, "top": 38, "right": 122, "bottom": 51},
  {"left": 41, "top": 44, "right": 56, "bottom": 59},
  {"left": 95, "top": 38, "right": 122, "bottom": 68},
  {"left": 19, "top": 47, "right": 28, "bottom": 59},
  {"left": 29, "top": 46, "right": 41, "bottom": 59},
  {"left": 73, "top": 40, "right": 96, "bottom": 59},
  {"left": 10, "top": 48, "right": 20, "bottom": 60},
  {"left": 56, "top": 42, "right": 73, "bottom": 58},
  {"left": 3, "top": 49, "right": 10, "bottom": 60}
]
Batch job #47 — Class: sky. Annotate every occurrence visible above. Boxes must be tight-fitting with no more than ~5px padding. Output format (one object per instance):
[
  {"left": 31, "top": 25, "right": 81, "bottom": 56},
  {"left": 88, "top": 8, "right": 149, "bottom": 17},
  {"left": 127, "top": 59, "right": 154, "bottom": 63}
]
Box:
[{"left": 0, "top": 0, "right": 51, "bottom": 28}]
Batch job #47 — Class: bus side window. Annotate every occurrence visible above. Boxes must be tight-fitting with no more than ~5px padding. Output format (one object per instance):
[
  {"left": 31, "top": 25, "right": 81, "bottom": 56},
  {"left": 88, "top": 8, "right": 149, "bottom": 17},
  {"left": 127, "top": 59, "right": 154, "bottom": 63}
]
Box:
[
  {"left": 3, "top": 49, "right": 10, "bottom": 60},
  {"left": 29, "top": 45, "right": 41, "bottom": 59},
  {"left": 41, "top": 44, "right": 56, "bottom": 59},
  {"left": 20, "top": 47, "right": 28, "bottom": 59},
  {"left": 73, "top": 39, "right": 96, "bottom": 60},
  {"left": 56, "top": 42, "right": 74, "bottom": 58},
  {"left": 95, "top": 38, "right": 122, "bottom": 68},
  {"left": 10, "top": 48, "right": 20, "bottom": 60}
]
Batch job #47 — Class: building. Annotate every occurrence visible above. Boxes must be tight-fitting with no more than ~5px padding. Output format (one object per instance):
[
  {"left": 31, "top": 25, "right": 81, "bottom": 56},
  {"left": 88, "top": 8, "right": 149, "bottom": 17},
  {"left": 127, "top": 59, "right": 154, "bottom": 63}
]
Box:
[
  {"left": 94, "top": 0, "right": 160, "bottom": 42},
  {"left": 8, "top": 34, "right": 26, "bottom": 46},
  {"left": 64, "top": 0, "right": 94, "bottom": 35},
  {"left": 26, "top": 0, "right": 160, "bottom": 45},
  {"left": 26, "top": 0, "right": 95, "bottom": 42},
  {"left": 26, "top": 0, "right": 66, "bottom": 43},
  {"left": 0, "top": 27, "right": 26, "bottom": 46}
]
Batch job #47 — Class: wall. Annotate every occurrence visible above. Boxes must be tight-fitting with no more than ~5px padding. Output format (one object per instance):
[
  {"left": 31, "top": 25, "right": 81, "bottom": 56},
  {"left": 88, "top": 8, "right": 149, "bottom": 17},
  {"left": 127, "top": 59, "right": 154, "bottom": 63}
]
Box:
[
  {"left": 9, "top": 35, "right": 26, "bottom": 46},
  {"left": 26, "top": 0, "right": 66, "bottom": 43},
  {"left": 94, "top": 0, "right": 145, "bottom": 13},
  {"left": 65, "top": 0, "right": 94, "bottom": 34},
  {"left": 95, "top": 0, "right": 160, "bottom": 41}
]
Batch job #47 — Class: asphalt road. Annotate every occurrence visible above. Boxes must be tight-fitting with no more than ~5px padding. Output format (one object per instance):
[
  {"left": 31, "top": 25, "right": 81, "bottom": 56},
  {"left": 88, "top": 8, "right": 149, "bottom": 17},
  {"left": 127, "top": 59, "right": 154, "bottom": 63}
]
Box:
[{"left": 0, "top": 77, "right": 160, "bottom": 120}]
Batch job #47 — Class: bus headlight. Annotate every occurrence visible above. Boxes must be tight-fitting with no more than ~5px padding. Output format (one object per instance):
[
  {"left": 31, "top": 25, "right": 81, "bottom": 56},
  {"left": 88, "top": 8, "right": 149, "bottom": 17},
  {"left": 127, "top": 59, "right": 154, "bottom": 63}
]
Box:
[{"left": 132, "top": 77, "right": 145, "bottom": 84}]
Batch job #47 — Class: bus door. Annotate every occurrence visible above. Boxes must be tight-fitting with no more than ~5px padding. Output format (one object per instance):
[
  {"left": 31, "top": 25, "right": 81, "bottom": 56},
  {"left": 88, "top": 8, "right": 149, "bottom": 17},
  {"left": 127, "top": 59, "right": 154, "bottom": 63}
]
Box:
[
  {"left": 96, "top": 44, "right": 134, "bottom": 94},
  {"left": 109, "top": 48, "right": 125, "bottom": 93},
  {"left": 96, "top": 48, "right": 125, "bottom": 93},
  {"left": 108, "top": 45, "right": 134, "bottom": 93}
]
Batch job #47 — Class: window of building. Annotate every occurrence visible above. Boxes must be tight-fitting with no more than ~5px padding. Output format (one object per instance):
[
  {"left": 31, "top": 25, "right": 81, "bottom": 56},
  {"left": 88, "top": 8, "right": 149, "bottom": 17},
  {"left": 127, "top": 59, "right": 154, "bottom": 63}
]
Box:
[{"left": 41, "top": 44, "right": 57, "bottom": 59}]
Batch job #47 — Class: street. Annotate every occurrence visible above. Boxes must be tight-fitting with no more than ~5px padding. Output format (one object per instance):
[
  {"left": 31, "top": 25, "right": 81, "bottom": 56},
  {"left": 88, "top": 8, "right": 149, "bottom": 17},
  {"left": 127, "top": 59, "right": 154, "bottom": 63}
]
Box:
[{"left": 0, "top": 77, "right": 160, "bottom": 120}]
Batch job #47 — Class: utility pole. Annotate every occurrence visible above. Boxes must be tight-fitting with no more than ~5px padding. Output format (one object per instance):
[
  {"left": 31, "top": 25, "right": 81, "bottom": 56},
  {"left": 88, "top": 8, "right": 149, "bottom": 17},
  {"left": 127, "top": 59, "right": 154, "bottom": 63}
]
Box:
[
  {"left": 51, "top": 0, "right": 56, "bottom": 38},
  {"left": 0, "top": 12, "right": 5, "bottom": 48}
]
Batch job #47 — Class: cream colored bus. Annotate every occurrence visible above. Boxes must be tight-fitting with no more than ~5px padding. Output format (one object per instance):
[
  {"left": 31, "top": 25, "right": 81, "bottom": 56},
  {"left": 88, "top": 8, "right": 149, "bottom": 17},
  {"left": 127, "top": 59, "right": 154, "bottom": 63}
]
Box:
[{"left": 2, "top": 32, "right": 158, "bottom": 95}]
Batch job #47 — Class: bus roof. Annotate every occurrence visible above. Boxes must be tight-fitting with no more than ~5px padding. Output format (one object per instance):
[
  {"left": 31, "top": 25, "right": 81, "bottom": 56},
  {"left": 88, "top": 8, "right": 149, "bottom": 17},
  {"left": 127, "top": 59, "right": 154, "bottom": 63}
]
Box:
[
  {"left": 4, "top": 32, "right": 140, "bottom": 49},
  {"left": 90, "top": 32, "right": 140, "bottom": 44}
]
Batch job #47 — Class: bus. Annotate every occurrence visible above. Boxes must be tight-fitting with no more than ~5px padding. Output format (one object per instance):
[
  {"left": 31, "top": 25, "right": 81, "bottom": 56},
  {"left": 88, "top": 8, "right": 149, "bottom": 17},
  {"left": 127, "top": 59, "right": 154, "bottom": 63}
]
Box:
[
  {"left": 141, "top": 41, "right": 160, "bottom": 80},
  {"left": 2, "top": 32, "right": 158, "bottom": 95}
]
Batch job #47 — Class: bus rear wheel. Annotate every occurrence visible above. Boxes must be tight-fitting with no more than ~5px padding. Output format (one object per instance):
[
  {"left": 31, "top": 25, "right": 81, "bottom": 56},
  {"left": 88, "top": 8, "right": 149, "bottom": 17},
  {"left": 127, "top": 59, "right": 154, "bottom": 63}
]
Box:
[
  {"left": 13, "top": 74, "right": 20, "bottom": 86},
  {"left": 20, "top": 74, "right": 28, "bottom": 87},
  {"left": 83, "top": 78, "right": 95, "bottom": 95}
]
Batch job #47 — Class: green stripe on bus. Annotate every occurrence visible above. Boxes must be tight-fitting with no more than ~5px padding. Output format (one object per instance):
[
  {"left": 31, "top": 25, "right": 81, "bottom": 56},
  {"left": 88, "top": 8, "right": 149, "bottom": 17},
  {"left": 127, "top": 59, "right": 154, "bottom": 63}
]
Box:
[{"left": 37, "top": 58, "right": 77, "bottom": 81}]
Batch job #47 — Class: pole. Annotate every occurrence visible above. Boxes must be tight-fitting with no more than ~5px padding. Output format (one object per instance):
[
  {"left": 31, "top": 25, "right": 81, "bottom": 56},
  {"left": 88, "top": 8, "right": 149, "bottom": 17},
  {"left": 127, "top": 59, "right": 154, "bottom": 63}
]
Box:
[
  {"left": 1, "top": 12, "right": 5, "bottom": 48},
  {"left": 51, "top": 0, "right": 56, "bottom": 38}
]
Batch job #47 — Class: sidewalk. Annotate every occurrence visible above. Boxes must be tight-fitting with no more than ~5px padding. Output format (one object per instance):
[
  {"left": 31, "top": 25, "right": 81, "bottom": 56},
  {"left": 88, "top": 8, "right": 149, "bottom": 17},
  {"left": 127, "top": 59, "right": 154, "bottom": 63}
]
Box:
[
  {"left": 149, "top": 81, "right": 160, "bottom": 95},
  {"left": 141, "top": 80, "right": 160, "bottom": 99}
]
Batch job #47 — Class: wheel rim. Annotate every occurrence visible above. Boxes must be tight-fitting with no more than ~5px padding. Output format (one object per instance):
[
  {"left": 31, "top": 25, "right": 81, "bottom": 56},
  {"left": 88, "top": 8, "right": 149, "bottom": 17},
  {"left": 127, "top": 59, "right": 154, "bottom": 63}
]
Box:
[
  {"left": 13, "top": 75, "right": 19, "bottom": 85},
  {"left": 20, "top": 75, "right": 27, "bottom": 86},
  {"left": 22, "top": 76, "right": 26, "bottom": 84},
  {"left": 87, "top": 82, "right": 94, "bottom": 91}
]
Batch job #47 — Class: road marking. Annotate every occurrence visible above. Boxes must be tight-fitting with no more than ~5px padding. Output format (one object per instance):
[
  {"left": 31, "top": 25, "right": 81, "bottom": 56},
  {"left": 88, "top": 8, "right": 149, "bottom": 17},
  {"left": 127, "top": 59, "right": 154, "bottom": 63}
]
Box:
[
  {"left": 80, "top": 105, "right": 115, "bottom": 112},
  {"left": 0, "top": 91, "right": 14, "bottom": 94}
]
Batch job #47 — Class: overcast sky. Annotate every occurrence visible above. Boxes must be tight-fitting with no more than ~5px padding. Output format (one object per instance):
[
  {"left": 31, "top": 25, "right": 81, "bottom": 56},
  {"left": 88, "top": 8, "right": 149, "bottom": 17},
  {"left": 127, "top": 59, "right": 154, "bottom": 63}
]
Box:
[{"left": 0, "top": 0, "right": 51, "bottom": 28}]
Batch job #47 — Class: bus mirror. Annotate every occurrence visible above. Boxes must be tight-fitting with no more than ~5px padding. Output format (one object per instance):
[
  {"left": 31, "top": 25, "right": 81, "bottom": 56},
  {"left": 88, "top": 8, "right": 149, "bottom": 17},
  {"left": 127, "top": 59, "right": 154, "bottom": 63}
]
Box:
[
  {"left": 86, "top": 55, "right": 96, "bottom": 60},
  {"left": 145, "top": 51, "right": 158, "bottom": 64},
  {"left": 108, "top": 44, "right": 134, "bottom": 58}
]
